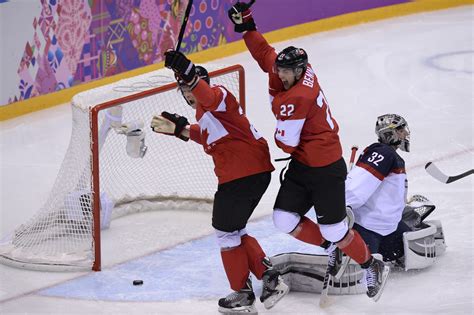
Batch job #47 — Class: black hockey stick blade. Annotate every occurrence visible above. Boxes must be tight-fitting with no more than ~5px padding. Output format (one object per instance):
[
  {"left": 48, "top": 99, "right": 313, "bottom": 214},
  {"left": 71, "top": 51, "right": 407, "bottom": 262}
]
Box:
[
  {"left": 425, "top": 162, "right": 474, "bottom": 184},
  {"left": 175, "top": 0, "right": 193, "bottom": 52}
]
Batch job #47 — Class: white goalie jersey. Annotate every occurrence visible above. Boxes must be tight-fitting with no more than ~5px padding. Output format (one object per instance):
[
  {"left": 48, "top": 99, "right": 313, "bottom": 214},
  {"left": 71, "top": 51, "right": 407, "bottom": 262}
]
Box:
[{"left": 346, "top": 143, "right": 407, "bottom": 235}]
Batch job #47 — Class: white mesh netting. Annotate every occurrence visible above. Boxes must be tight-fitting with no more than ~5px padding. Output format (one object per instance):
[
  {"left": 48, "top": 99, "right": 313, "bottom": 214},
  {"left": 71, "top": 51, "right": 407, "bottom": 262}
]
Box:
[{"left": 0, "top": 65, "right": 244, "bottom": 270}]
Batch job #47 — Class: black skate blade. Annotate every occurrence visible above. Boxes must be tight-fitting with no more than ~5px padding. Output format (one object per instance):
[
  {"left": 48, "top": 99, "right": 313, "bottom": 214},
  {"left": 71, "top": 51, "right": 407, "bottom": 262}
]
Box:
[{"left": 372, "top": 265, "right": 390, "bottom": 302}]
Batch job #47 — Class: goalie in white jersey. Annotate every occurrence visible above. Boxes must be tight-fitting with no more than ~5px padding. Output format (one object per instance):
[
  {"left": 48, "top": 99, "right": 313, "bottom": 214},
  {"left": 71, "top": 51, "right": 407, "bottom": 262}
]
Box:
[
  {"left": 151, "top": 50, "right": 289, "bottom": 314},
  {"left": 346, "top": 114, "right": 446, "bottom": 270}
]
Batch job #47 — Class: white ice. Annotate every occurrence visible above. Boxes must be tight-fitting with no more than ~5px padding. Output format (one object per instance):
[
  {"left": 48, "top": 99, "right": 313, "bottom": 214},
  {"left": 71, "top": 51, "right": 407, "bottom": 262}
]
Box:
[{"left": 1, "top": 6, "right": 473, "bottom": 314}]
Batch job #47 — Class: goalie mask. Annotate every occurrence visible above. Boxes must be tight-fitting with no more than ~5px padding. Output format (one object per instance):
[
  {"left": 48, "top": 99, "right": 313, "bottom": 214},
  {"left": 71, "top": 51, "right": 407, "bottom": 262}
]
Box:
[
  {"left": 177, "top": 66, "right": 210, "bottom": 108},
  {"left": 375, "top": 114, "right": 410, "bottom": 152}
]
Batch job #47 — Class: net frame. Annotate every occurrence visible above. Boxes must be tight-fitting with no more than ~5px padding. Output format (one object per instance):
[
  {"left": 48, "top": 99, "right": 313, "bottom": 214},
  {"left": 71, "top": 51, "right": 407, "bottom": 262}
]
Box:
[
  {"left": 90, "top": 65, "right": 245, "bottom": 271},
  {"left": 0, "top": 65, "right": 245, "bottom": 271}
]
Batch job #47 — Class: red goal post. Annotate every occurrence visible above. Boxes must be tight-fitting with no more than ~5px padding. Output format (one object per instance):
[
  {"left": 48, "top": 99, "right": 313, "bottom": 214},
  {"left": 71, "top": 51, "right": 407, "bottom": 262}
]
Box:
[{"left": 89, "top": 65, "right": 245, "bottom": 271}]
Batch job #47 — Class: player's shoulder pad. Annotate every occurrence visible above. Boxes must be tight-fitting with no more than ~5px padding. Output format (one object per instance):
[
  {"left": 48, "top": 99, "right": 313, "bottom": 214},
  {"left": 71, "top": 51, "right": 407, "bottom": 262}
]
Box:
[
  {"left": 365, "top": 143, "right": 397, "bottom": 158},
  {"left": 358, "top": 143, "right": 399, "bottom": 178},
  {"left": 213, "top": 84, "right": 233, "bottom": 96}
]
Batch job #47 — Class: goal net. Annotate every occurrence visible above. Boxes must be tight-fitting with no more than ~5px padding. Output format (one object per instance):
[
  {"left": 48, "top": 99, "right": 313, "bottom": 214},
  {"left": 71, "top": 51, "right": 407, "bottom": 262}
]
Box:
[{"left": 0, "top": 64, "right": 245, "bottom": 271}]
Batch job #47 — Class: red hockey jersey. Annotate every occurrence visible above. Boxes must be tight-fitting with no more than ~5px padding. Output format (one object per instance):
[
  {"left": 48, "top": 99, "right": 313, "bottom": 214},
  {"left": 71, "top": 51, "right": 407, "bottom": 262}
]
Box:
[
  {"left": 188, "top": 80, "right": 274, "bottom": 184},
  {"left": 244, "top": 31, "right": 342, "bottom": 167}
]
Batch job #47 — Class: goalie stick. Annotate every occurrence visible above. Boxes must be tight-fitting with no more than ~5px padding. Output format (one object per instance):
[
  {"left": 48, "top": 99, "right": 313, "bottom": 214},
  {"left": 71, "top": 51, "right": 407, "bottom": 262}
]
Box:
[
  {"left": 319, "top": 145, "right": 358, "bottom": 308},
  {"left": 425, "top": 162, "right": 473, "bottom": 184}
]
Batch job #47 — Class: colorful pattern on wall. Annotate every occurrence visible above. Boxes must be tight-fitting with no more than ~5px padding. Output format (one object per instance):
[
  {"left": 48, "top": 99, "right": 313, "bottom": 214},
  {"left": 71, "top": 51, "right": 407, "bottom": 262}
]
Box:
[
  {"left": 7, "top": 0, "right": 239, "bottom": 104},
  {"left": 5, "top": 0, "right": 412, "bottom": 105}
]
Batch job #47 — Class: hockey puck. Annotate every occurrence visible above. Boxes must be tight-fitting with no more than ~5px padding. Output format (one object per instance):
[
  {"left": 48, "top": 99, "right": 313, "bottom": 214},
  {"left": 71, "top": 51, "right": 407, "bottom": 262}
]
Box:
[{"left": 133, "top": 280, "right": 143, "bottom": 286}]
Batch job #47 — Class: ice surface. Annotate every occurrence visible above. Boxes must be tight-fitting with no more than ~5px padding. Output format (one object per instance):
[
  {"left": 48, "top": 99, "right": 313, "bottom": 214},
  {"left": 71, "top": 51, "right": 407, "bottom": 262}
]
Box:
[{"left": 0, "top": 6, "right": 472, "bottom": 314}]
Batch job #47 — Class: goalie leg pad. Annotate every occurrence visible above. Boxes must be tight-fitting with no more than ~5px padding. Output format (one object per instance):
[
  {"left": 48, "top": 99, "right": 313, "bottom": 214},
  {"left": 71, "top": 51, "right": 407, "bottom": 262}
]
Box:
[
  {"left": 402, "top": 224, "right": 437, "bottom": 271},
  {"left": 269, "top": 253, "right": 367, "bottom": 295}
]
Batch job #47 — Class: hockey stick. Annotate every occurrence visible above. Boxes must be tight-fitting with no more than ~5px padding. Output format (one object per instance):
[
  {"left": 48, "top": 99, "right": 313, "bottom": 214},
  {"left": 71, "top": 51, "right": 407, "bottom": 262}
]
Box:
[
  {"left": 425, "top": 162, "right": 473, "bottom": 184},
  {"left": 319, "top": 146, "right": 358, "bottom": 308},
  {"left": 348, "top": 145, "right": 359, "bottom": 170},
  {"left": 175, "top": 0, "right": 194, "bottom": 52},
  {"left": 334, "top": 208, "right": 355, "bottom": 280},
  {"left": 333, "top": 146, "right": 358, "bottom": 279},
  {"left": 319, "top": 257, "right": 334, "bottom": 307}
]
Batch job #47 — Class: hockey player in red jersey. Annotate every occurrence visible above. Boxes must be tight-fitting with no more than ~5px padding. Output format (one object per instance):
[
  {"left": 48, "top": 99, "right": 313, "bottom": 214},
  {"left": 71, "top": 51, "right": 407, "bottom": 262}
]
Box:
[
  {"left": 151, "top": 50, "right": 289, "bottom": 314},
  {"left": 228, "top": 0, "right": 390, "bottom": 301}
]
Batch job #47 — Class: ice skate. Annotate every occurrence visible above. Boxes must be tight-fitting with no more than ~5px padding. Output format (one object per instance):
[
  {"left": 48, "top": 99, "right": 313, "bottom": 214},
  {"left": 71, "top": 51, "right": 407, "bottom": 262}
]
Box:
[
  {"left": 218, "top": 277, "right": 257, "bottom": 315},
  {"left": 365, "top": 256, "right": 390, "bottom": 302},
  {"left": 260, "top": 269, "right": 289, "bottom": 309}
]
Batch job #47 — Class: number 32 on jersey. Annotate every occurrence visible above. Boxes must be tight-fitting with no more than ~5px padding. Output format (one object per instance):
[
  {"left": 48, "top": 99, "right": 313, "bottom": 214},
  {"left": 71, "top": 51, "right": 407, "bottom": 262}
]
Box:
[{"left": 367, "top": 152, "right": 384, "bottom": 166}]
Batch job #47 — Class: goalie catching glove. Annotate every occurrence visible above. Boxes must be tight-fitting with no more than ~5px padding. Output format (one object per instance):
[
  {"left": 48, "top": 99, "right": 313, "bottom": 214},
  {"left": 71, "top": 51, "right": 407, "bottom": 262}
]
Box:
[
  {"left": 151, "top": 111, "right": 189, "bottom": 141},
  {"left": 228, "top": 0, "right": 257, "bottom": 33}
]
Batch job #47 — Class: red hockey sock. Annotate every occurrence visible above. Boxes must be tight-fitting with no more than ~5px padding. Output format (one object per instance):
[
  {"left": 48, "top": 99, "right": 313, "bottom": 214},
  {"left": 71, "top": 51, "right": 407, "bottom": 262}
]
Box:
[
  {"left": 337, "top": 229, "right": 372, "bottom": 264},
  {"left": 292, "top": 217, "right": 324, "bottom": 246},
  {"left": 220, "top": 246, "right": 250, "bottom": 291},
  {"left": 241, "top": 234, "right": 267, "bottom": 280}
]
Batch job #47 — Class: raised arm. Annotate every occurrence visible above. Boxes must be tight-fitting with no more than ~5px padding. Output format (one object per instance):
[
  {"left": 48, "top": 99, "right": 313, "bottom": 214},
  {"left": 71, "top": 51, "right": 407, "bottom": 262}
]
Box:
[
  {"left": 228, "top": 1, "right": 276, "bottom": 73},
  {"left": 243, "top": 31, "right": 277, "bottom": 74}
]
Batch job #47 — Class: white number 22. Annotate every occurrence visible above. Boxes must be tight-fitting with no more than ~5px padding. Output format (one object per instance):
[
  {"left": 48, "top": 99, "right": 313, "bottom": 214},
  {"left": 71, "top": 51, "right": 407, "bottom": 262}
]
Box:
[
  {"left": 280, "top": 104, "right": 295, "bottom": 116},
  {"left": 367, "top": 152, "right": 384, "bottom": 166}
]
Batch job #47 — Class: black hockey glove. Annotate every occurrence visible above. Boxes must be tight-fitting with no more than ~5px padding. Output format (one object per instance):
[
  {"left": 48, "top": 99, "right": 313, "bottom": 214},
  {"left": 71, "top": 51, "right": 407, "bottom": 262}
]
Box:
[
  {"left": 164, "top": 50, "right": 196, "bottom": 84},
  {"left": 161, "top": 111, "right": 190, "bottom": 141},
  {"left": 228, "top": 1, "right": 257, "bottom": 33}
]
